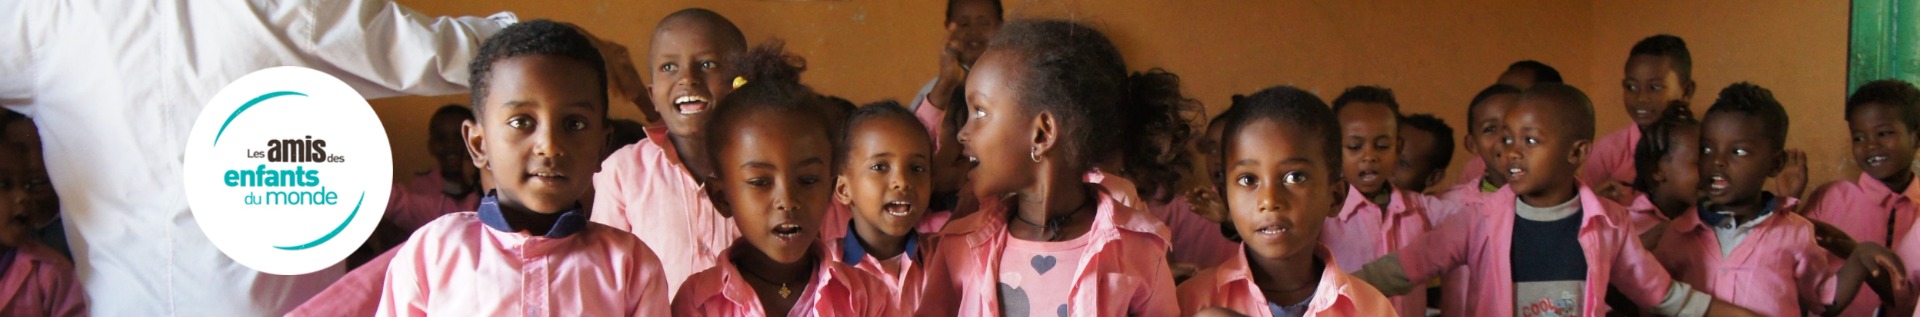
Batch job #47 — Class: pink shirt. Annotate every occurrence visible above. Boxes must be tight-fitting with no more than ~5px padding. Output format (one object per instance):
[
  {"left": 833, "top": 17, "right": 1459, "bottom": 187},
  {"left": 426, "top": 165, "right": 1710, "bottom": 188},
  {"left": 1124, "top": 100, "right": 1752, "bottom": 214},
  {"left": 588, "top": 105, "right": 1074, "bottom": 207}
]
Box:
[
  {"left": 1393, "top": 185, "right": 1679, "bottom": 316},
  {"left": 1430, "top": 180, "right": 1498, "bottom": 317},
  {"left": 1626, "top": 194, "right": 1671, "bottom": 236},
  {"left": 592, "top": 126, "right": 741, "bottom": 297},
  {"left": 1652, "top": 202, "right": 1836, "bottom": 316},
  {"left": 387, "top": 175, "right": 480, "bottom": 235},
  {"left": 1322, "top": 186, "right": 1430, "bottom": 316},
  {"left": 1582, "top": 125, "right": 1640, "bottom": 186},
  {"left": 1803, "top": 172, "right": 1920, "bottom": 317},
  {"left": 915, "top": 96, "right": 944, "bottom": 152},
  {"left": 288, "top": 246, "right": 402, "bottom": 317},
  {"left": 1176, "top": 246, "right": 1396, "bottom": 317},
  {"left": 671, "top": 242, "right": 896, "bottom": 316},
  {"left": 378, "top": 199, "right": 670, "bottom": 317},
  {"left": 917, "top": 173, "right": 1178, "bottom": 316},
  {"left": 824, "top": 223, "right": 928, "bottom": 312},
  {"left": 0, "top": 243, "right": 85, "bottom": 316},
  {"left": 1086, "top": 172, "right": 1239, "bottom": 269}
]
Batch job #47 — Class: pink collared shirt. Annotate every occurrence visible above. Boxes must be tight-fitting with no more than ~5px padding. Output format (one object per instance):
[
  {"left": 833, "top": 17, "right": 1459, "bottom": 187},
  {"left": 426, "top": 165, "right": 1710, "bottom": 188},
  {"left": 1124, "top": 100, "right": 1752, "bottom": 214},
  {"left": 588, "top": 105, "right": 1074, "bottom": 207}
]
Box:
[
  {"left": 671, "top": 242, "right": 896, "bottom": 316},
  {"left": 387, "top": 173, "right": 480, "bottom": 235},
  {"left": 1625, "top": 194, "right": 1671, "bottom": 237},
  {"left": 1322, "top": 186, "right": 1430, "bottom": 316},
  {"left": 288, "top": 246, "right": 402, "bottom": 317},
  {"left": 824, "top": 223, "right": 928, "bottom": 312},
  {"left": 592, "top": 126, "right": 741, "bottom": 297},
  {"left": 1177, "top": 245, "right": 1396, "bottom": 317},
  {"left": 1803, "top": 172, "right": 1920, "bottom": 317},
  {"left": 1582, "top": 125, "right": 1641, "bottom": 185},
  {"left": 917, "top": 174, "right": 1178, "bottom": 317},
  {"left": 377, "top": 211, "right": 670, "bottom": 316},
  {"left": 0, "top": 243, "right": 85, "bottom": 316},
  {"left": 1456, "top": 159, "right": 1487, "bottom": 188},
  {"left": 1390, "top": 185, "right": 1682, "bottom": 316},
  {"left": 1084, "top": 172, "right": 1239, "bottom": 269},
  {"left": 1430, "top": 179, "right": 1498, "bottom": 317},
  {"left": 1652, "top": 200, "right": 1836, "bottom": 316}
]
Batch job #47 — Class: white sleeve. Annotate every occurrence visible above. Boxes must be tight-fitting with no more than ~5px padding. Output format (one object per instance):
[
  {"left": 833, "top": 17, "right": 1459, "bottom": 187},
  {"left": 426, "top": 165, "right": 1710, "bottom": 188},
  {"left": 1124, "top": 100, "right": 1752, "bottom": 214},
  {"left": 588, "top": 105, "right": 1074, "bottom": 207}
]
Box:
[
  {"left": 0, "top": 0, "right": 39, "bottom": 107},
  {"left": 265, "top": 0, "right": 517, "bottom": 99}
]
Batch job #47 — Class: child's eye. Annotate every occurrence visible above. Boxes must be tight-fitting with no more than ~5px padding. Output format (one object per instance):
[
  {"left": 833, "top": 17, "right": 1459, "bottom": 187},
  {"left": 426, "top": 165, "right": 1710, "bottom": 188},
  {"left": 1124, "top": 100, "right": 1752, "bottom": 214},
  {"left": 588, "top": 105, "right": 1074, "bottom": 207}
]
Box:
[
  {"left": 507, "top": 117, "right": 531, "bottom": 129},
  {"left": 660, "top": 63, "right": 677, "bottom": 73},
  {"left": 868, "top": 163, "right": 888, "bottom": 172},
  {"left": 699, "top": 61, "right": 719, "bottom": 70},
  {"left": 1650, "top": 85, "right": 1665, "bottom": 91},
  {"left": 1502, "top": 136, "right": 1513, "bottom": 145},
  {"left": 566, "top": 119, "right": 588, "bottom": 131},
  {"left": 1235, "top": 175, "right": 1257, "bottom": 187},
  {"left": 1624, "top": 83, "right": 1638, "bottom": 92},
  {"left": 1526, "top": 137, "right": 1539, "bottom": 145},
  {"left": 1702, "top": 147, "right": 1713, "bottom": 155},
  {"left": 746, "top": 178, "right": 771, "bottom": 187},
  {"left": 1282, "top": 171, "right": 1308, "bottom": 185},
  {"left": 971, "top": 108, "right": 986, "bottom": 119},
  {"left": 911, "top": 164, "right": 927, "bottom": 173},
  {"left": 798, "top": 176, "right": 821, "bottom": 185},
  {"left": 1854, "top": 134, "right": 1868, "bottom": 143},
  {"left": 1733, "top": 148, "right": 1749, "bottom": 156}
]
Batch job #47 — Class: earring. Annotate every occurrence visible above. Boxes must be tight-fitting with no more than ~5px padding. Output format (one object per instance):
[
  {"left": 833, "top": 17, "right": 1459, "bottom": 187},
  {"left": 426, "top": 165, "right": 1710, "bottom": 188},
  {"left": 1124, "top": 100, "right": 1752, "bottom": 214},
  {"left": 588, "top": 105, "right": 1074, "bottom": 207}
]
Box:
[{"left": 1030, "top": 147, "right": 1042, "bottom": 162}]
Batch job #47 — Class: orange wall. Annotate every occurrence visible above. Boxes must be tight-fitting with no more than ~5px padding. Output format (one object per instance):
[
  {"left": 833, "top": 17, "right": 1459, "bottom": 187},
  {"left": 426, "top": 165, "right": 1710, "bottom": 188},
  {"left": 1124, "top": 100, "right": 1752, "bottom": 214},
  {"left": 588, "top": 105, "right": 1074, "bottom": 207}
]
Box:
[{"left": 372, "top": 0, "right": 1849, "bottom": 192}]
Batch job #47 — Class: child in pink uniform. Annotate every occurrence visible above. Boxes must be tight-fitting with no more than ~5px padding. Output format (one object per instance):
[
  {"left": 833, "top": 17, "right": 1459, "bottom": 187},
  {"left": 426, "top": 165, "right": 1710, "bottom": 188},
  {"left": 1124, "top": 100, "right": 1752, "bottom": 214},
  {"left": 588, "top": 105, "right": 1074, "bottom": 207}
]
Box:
[
  {"left": 377, "top": 20, "right": 669, "bottom": 316},
  {"left": 1651, "top": 83, "right": 1906, "bottom": 316},
  {"left": 1352, "top": 84, "right": 1759, "bottom": 316},
  {"left": 590, "top": 9, "right": 751, "bottom": 297},
  {"left": 1625, "top": 104, "right": 1699, "bottom": 241},
  {"left": 1587, "top": 34, "right": 1699, "bottom": 200},
  {"left": 825, "top": 100, "right": 938, "bottom": 312},
  {"left": 670, "top": 42, "right": 893, "bottom": 316},
  {"left": 1807, "top": 79, "right": 1920, "bottom": 316},
  {"left": 1425, "top": 84, "right": 1523, "bottom": 317},
  {"left": 917, "top": 20, "right": 1181, "bottom": 316},
  {"left": 1393, "top": 113, "right": 1454, "bottom": 195},
  {"left": 0, "top": 110, "right": 85, "bottom": 316},
  {"left": 1322, "top": 85, "right": 1431, "bottom": 316},
  {"left": 1177, "top": 85, "right": 1396, "bottom": 317}
]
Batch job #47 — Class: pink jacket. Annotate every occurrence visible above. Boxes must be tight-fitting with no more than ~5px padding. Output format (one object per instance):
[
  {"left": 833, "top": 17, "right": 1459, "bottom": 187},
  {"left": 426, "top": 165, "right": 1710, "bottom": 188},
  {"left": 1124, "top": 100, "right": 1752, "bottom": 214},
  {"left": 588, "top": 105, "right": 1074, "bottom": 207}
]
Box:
[
  {"left": 1803, "top": 172, "right": 1920, "bottom": 317},
  {"left": 1651, "top": 200, "right": 1835, "bottom": 316},
  {"left": 0, "top": 243, "right": 85, "bottom": 316},
  {"left": 917, "top": 174, "right": 1178, "bottom": 316},
  {"left": 1085, "top": 172, "right": 1239, "bottom": 269},
  {"left": 591, "top": 126, "right": 741, "bottom": 297},
  {"left": 1176, "top": 245, "right": 1397, "bottom": 317},
  {"left": 1581, "top": 125, "right": 1640, "bottom": 185},
  {"left": 1393, "top": 185, "right": 1678, "bottom": 316},
  {"left": 824, "top": 224, "right": 929, "bottom": 312},
  {"left": 287, "top": 246, "right": 401, "bottom": 317},
  {"left": 378, "top": 202, "right": 670, "bottom": 317},
  {"left": 389, "top": 167, "right": 480, "bottom": 233},
  {"left": 1430, "top": 180, "right": 1498, "bottom": 317},
  {"left": 671, "top": 242, "right": 896, "bottom": 316},
  {"left": 1625, "top": 194, "right": 1671, "bottom": 237},
  {"left": 1322, "top": 186, "right": 1430, "bottom": 316}
]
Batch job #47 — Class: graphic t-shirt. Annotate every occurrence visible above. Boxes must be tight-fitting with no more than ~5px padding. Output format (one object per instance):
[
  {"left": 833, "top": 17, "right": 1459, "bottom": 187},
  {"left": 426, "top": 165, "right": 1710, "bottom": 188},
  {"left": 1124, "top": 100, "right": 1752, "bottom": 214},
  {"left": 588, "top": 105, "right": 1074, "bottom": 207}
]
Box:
[
  {"left": 997, "top": 230, "right": 1092, "bottom": 316},
  {"left": 1512, "top": 197, "right": 1588, "bottom": 317}
]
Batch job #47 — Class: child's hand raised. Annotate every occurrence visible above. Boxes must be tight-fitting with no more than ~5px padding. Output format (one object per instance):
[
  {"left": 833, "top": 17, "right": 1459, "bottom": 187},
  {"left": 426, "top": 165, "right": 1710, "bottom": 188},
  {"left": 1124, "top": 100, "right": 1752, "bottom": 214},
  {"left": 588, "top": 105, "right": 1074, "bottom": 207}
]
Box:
[
  {"left": 1776, "top": 149, "right": 1808, "bottom": 200},
  {"left": 1184, "top": 186, "right": 1227, "bottom": 223},
  {"left": 929, "top": 45, "right": 967, "bottom": 111},
  {"left": 557, "top": 22, "right": 657, "bottom": 124},
  {"left": 1828, "top": 242, "right": 1907, "bottom": 317}
]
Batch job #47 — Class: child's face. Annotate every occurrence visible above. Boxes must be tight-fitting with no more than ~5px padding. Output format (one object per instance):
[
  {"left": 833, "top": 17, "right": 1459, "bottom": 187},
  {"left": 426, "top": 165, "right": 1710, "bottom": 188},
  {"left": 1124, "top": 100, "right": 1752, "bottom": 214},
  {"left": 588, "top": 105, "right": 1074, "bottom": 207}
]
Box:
[
  {"left": 945, "top": 0, "right": 1001, "bottom": 66},
  {"left": 1338, "top": 102, "right": 1400, "bottom": 195},
  {"left": 1655, "top": 126, "right": 1702, "bottom": 206},
  {"left": 1700, "top": 112, "right": 1783, "bottom": 207},
  {"left": 428, "top": 114, "right": 476, "bottom": 193},
  {"left": 1848, "top": 102, "right": 1919, "bottom": 184},
  {"left": 1500, "top": 99, "right": 1587, "bottom": 202},
  {"left": 2, "top": 119, "right": 54, "bottom": 225},
  {"left": 648, "top": 20, "right": 738, "bottom": 137},
  {"left": 1392, "top": 124, "right": 1441, "bottom": 193},
  {"left": 0, "top": 152, "right": 29, "bottom": 246},
  {"left": 711, "top": 112, "right": 834, "bottom": 263},
  {"left": 957, "top": 50, "right": 1040, "bottom": 197},
  {"left": 1622, "top": 55, "right": 1689, "bottom": 127},
  {"left": 836, "top": 117, "right": 935, "bottom": 240},
  {"left": 1222, "top": 119, "right": 1334, "bottom": 262},
  {"left": 466, "top": 55, "right": 609, "bottom": 214},
  {"left": 1471, "top": 94, "right": 1520, "bottom": 186}
]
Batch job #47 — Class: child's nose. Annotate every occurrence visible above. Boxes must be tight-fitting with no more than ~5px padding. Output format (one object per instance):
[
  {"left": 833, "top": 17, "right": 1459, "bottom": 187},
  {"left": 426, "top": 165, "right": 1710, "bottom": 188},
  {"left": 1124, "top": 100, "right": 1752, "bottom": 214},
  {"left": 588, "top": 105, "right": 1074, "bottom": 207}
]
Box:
[{"left": 531, "top": 127, "right": 566, "bottom": 159}]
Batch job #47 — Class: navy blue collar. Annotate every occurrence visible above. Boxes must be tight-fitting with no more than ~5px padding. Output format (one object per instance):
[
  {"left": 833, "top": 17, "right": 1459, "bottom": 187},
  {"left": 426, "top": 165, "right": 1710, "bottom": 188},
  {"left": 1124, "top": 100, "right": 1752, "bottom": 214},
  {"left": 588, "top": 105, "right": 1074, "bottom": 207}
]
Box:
[
  {"left": 1698, "top": 191, "right": 1778, "bottom": 227},
  {"left": 840, "top": 219, "right": 919, "bottom": 265},
  {"left": 476, "top": 191, "right": 587, "bottom": 239}
]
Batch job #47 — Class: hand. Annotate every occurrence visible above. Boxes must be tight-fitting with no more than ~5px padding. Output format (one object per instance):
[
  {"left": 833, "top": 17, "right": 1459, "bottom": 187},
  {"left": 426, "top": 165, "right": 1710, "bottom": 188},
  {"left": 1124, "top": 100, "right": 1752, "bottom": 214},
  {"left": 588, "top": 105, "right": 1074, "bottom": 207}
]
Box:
[
  {"left": 1777, "top": 149, "right": 1808, "bottom": 199},
  {"left": 1594, "top": 180, "right": 1636, "bottom": 205},
  {"left": 928, "top": 43, "right": 967, "bottom": 111},
  {"left": 1829, "top": 242, "right": 1907, "bottom": 316},
  {"left": 1185, "top": 187, "right": 1227, "bottom": 223},
  {"left": 1811, "top": 219, "right": 1858, "bottom": 257}
]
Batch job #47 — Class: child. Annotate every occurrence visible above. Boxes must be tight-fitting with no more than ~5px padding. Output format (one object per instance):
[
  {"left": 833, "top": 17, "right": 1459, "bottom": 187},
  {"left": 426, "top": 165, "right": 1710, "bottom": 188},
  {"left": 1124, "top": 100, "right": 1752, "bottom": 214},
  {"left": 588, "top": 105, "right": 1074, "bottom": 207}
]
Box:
[
  {"left": 590, "top": 8, "right": 751, "bottom": 296},
  {"left": 917, "top": 20, "right": 1179, "bottom": 316},
  {"left": 911, "top": 0, "right": 1004, "bottom": 139},
  {"left": 1587, "top": 34, "right": 1698, "bottom": 198},
  {"left": 820, "top": 100, "right": 938, "bottom": 313},
  {"left": 1651, "top": 82, "right": 1904, "bottom": 316},
  {"left": 1497, "top": 60, "right": 1564, "bottom": 90},
  {"left": 1428, "top": 83, "right": 1523, "bottom": 317},
  {"left": 353, "top": 105, "right": 485, "bottom": 268},
  {"left": 377, "top": 20, "right": 668, "bottom": 316},
  {"left": 1322, "top": 85, "right": 1435, "bottom": 316},
  {"left": 0, "top": 110, "right": 86, "bottom": 316},
  {"left": 1807, "top": 79, "right": 1920, "bottom": 316},
  {"left": 0, "top": 113, "right": 66, "bottom": 259},
  {"left": 1392, "top": 113, "right": 1454, "bottom": 194},
  {"left": 671, "top": 41, "right": 894, "bottom": 316},
  {"left": 1626, "top": 103, "right": 1699, "bottom": 240},
  {"left": 1176, "top": 85, "right": 1397, "bottom": 316},
  {"left": 1353, "top": 83, "right": 1758, "bottom": 316}
]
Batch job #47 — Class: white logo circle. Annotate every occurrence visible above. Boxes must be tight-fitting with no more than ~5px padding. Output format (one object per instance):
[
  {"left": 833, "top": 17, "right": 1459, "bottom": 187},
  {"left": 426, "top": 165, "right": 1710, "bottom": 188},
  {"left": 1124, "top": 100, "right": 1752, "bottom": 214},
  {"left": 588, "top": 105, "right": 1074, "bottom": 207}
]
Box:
[{"left": 183, "top": 67, "right": 392, "bottom": 275}]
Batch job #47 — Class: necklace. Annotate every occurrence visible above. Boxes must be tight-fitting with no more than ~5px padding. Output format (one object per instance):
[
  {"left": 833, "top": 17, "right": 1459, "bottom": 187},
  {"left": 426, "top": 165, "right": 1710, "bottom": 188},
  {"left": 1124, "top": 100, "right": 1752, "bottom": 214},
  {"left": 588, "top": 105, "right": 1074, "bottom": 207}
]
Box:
[
  {"left": 1012, "top": 200, "right": 1092, "bottom": 241},
  {"left": 737, "top": 262, "right": 809, "bottom": 299}
]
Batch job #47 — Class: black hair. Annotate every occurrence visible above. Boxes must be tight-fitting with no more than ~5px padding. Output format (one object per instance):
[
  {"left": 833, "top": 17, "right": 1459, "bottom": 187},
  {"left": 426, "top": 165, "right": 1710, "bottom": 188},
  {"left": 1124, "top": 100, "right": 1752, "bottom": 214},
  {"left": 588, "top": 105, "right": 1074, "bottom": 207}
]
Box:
[
  {"left": 1507, "top": 60, "right": 1564, "bottom": 84},
  {"left": 1629, "top": 34, "right": 1694, "bottom": 84},
  {"left": 701, "top": 40, "right": 834, "bottom": 176},
  {"left": 467, "top": 20, "right": 607, "bottom": 118},
  {"left": 1704, "top": 82, "right": 1790, "bottom": 149},
  {"left": 1520, "top": 83, "right": 1597, "bottom": 141},
  {"left": 1846, "top": 79, "right": 1920, "bottom": 132},
  {"left": 608, "top": 119, "right": 648, "bottom": 148},
  {"left": 841, "top": 100, "right": 934, "bottom": 167},
  {"left": 945, "top": 0, "right": 1004, "bottom": 24},
  {"left": 1215, "top": 86, "right": 1342, "bottom": 242},
  {"left": 657, "top": 8, "right": 748, "bottom": 53},
  {"left": 1632, "top": 102, "right": 1698, "bottom": 194},
  {"left": 1330, "top": 85, "right": 1403, "bottom": 118},
  {"left": 988, "top": 19, "right": 1200, "bottom": 203},
  {"left": 1400, "top": 113, "right": 1455, "bottom": 170},
  {"left": 1467, "top": 84, "right": 1525, "bottom": 124},
  {"left": 431, "top": 104, "right": 472, "bottom": 123}
]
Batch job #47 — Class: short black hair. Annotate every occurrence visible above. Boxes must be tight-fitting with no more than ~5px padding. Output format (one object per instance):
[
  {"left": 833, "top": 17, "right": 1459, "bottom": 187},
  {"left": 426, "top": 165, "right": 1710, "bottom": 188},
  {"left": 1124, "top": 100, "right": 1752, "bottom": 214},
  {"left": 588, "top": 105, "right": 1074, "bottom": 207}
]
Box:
[
  {"left": 1220, "top": 86, "right": 1342, "bottom": 180},
  {"left": 1401, "top": 113, "right": 1455, "bottom": 169},
  {"left": 702, "top": 40, "right": 834, "bottom": 176},
  {"left": 468, "top": 20, "right": 607, "bottom": 118},
  {"left": 431, "top": 104, "right": 472, "bottom": 123},
  {"left": 1507, "top": 60, "right": 1564, "bottom": 84},
  {"left": 1629, "top": 34, "right": 1694, "bottom": 84},
  {"left": 945, "top": 0, "right": 1004, "bottom": 24},
  {"left": 1847, "top": 79, "right": 1920, "bottom": 132},
  {"left": 1632, "top": 103, "right": 1697, "bottom": 194},
  {"left": 841, "top": 100, "right": 933, "bottom": 167},
  {"left": 657, "top": 8, "right": 748, "bottom": 53},
  {"left": 1468, "top": 84, "right": 1524, "bottom": 124},
  {"left": 1520, "top": 83, "right": 1597, "bottom": 141},
  {"left": 1704, "top": 82, "right": 1790, "bottom": 149},
  {"left": 1330, "top": 85, "right": 1402, "bottom": 118}
]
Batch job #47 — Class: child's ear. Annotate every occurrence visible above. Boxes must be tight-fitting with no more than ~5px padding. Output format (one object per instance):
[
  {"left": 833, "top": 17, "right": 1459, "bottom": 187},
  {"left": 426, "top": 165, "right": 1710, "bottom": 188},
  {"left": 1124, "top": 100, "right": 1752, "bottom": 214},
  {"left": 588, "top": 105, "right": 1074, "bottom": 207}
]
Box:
[
  {"left": 1463, "top": 134, "right": 1479, "bottom": 156},
  {"left": 1030, "top": 111, "right": 1058, "bottom": 160},
  {"left": 1768, "top": 148, "right": 1788, "bottom": 177},
  {"left": 1567, "top": 138, "right": 1594, "bottom": 167},
  {"left": 1681, "top": 80, "right": 1698, "bottom": 100},
  {"left": 704, "top": 174, "right": 734, "bottom": 218},
  {"left": 462, "top": 119, "right": 488, "bottom": 171},
  {"left": 834, "top": 175, "right": 854, "bottom": 207},
  {"left": 1423, "top": 171, "right": 1446, "bottom": 190}
]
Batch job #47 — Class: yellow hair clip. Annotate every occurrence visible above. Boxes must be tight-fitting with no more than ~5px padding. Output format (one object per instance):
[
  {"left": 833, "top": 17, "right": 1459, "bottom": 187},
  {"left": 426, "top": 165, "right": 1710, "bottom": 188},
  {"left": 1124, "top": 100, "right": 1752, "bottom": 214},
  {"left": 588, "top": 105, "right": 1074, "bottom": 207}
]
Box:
[{"left": 733, "top": 76, "right": 748, "bottom": 89}]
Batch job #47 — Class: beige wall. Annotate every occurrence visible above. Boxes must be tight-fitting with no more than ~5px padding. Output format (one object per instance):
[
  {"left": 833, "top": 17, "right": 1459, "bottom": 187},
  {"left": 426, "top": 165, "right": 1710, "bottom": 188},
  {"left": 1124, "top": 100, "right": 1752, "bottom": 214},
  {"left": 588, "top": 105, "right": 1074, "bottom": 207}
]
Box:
[{"left": 373, "top": 0, "right": 1850, "bottom": 192}]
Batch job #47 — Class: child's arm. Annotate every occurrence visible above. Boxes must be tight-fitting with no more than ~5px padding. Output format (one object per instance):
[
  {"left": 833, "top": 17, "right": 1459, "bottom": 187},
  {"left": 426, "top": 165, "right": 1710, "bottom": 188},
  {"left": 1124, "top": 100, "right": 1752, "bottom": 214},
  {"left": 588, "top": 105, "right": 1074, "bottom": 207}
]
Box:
[
  {"left": 1135, "top": 248, "right": 1181, "bottom": 316},
  {"left": 626, "top": 247, "right": 670, "bottom": 317},
  {"left": 1352, "top": 210, "right": 1478, "bottom": 295},
  {"left": 1824, "top": 241, "right": 1907, "bottom": 317},
  {"left": 589, "top": 161, "right": 633, "bottom": 232},
  {"left": 374, "top": 229, "right": 436, "bottom": 317},
  {"left": 1613, "top": 225, "right": 1763, "bottom": 317}
]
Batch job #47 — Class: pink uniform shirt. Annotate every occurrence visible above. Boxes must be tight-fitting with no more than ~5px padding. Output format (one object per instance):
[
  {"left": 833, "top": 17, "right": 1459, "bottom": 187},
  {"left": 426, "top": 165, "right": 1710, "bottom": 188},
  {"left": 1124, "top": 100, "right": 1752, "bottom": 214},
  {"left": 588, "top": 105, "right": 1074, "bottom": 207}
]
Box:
[
  {"left": 1652, "top": 199, "right": 1835, "bottom": 317},
  {"left": 824, "top": 221, "right": 928, "bottom": 312},
  {"left": 1321, "top": 186, "right": 1430, "bottom": 316},
  {"left": 1803, "top": 172, "right": 1920, "bottom": 317},
  {"left": 378, "top": 196, "right": 670, "bottom": 317},
  {"left": 1085, "top": 172, "right": 1238, "bottom": 269},
  {"left": 591, "top": 126, "right": 741, "bottom": 297},
  {"left": 1625, "top": 194, "right": 1671, "bottom": 237},
  {"left": 671, "top": 242, "right": 896, "bottom": 316},
  {"left": 0, "top": 243, "right": 85, "bottom": 316},
  {"left": 1430, "top": 179, "right": 1499, "bottom": 317},
  {"left": 1582, "top": 125, "right": 1640, "bottom": 185},
  {"left": 287, "top": 246, "right": 402, "bottom": 317},
  {"left": 1176, "top": 246, "right": 1397, "bottom": 317}
]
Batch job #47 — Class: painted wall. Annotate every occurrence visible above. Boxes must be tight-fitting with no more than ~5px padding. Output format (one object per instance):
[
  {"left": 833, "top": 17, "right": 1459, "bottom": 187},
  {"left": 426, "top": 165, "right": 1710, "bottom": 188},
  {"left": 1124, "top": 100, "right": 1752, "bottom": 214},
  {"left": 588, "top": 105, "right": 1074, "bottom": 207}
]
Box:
[{"left": 372, "top": 0, "right": 1850, "bottom": 192}]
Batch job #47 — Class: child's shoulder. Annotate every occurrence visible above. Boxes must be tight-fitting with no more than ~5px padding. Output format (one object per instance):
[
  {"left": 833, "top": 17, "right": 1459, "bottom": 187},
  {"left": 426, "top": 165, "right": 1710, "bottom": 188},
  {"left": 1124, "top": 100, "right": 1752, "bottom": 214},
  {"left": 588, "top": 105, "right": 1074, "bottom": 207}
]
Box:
[{"left": 14, "top": 242, "right": 73, "bottom": 271}]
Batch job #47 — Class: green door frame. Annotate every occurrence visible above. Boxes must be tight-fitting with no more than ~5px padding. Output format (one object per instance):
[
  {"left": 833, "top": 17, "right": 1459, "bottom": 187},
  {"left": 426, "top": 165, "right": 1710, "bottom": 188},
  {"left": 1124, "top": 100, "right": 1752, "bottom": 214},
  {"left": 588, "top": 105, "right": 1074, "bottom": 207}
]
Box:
[{"left": 1851, "top": 0, "right": 1920, "bottom": 93}]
